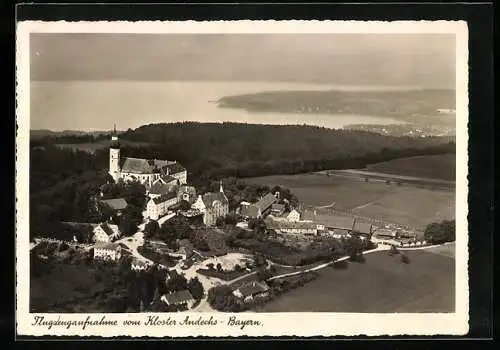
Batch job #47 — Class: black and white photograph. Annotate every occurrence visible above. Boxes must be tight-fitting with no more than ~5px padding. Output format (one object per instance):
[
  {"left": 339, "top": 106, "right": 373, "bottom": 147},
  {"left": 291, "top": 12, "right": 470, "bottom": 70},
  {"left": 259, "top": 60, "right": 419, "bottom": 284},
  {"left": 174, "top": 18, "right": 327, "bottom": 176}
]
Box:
[{"left": 16, "top": 20, "right": 469, "bottom": 337}]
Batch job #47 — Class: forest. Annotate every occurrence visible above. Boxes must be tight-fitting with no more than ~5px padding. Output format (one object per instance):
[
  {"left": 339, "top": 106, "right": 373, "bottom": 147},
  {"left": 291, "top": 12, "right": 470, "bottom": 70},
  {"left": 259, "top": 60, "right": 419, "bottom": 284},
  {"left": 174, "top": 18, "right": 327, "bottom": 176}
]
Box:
[{"left": 30, "top": 122, "right": 455, "bottom": 239}]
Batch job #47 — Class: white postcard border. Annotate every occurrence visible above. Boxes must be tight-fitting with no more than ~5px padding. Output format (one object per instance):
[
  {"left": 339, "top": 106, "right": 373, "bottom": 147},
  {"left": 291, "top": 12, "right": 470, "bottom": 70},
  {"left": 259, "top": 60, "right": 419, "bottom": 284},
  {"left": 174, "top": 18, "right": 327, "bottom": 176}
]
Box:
[{"left": 16, "top": 20, "right": 469, "bottom": 337}]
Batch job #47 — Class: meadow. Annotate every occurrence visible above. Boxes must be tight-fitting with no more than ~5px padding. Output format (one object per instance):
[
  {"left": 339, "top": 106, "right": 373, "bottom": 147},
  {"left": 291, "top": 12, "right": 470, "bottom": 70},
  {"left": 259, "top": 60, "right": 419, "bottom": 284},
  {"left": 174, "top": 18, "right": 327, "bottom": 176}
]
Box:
[
  {"left": 256, "top": 249, "right": 455, "bottom": 313},
  {"left": 364, "top": 154, "right": 456, "bottom": 181},
  {"left": 246, "top": 172, "right": 455, "bottom": 229}
]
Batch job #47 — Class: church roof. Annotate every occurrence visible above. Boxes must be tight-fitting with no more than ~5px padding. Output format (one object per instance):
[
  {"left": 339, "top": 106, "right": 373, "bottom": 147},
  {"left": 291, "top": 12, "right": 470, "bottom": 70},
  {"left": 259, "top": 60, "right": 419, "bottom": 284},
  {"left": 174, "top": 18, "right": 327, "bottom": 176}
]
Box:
[
  {"left": 201, "top": 192, "right": 228, "bottom": 209},
  {"left": 152, "top": 191, "right": 178, "bottom": 205},
  {"left": 120, "top": 157, "right": 186, "bottom": 176},
  {"left": 120, "top": 158, "right": 155, "bottom": 174}
]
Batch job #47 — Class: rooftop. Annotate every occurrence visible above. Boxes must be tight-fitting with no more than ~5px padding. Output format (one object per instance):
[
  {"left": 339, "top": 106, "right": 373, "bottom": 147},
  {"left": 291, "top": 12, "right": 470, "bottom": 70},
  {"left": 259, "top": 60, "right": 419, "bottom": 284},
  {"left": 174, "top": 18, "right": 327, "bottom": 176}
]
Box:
[
  {"left": 201, "top": 192, "right": 228, "bottom": 208},
  {"left": 235, "top": 281, "right": 270, "bottom": 298},
  {"left": 302, "top": 211, "right": 355, "bottom": 230},
  {"left": 162, "top": 290, "right": 194, "bottom": 305}
]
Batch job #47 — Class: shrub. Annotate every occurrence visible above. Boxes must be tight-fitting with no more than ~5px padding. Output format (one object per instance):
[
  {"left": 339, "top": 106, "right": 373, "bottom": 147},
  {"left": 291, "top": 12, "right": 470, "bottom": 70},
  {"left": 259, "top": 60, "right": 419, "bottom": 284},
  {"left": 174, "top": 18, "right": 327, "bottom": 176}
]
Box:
[
  {"left": 333, "top": 260, "right": 349, "bottom": 269},
  {"left": 401, "top": 255, "right": 410, "bottom": 264}
]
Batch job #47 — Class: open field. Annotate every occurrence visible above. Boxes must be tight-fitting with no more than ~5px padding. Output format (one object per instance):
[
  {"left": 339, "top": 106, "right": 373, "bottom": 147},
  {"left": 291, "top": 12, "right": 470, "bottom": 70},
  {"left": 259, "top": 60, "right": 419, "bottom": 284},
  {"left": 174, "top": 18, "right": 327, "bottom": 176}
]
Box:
[
  {"left": 256, "top": 250, "right": 455, "bottom": 313},
  {"left": 245, "top": 173, "right": 454, "bottom": 229},
  {"left": 365, "top": 154, "right": 456, "bottom": 181}
]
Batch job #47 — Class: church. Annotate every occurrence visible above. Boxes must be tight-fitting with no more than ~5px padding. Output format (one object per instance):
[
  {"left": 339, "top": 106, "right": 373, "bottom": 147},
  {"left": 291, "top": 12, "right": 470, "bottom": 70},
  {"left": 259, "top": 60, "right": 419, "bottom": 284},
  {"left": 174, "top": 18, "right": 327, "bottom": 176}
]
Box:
[{"left": 108, "top": 128, "right": 188, "bottom": 188}]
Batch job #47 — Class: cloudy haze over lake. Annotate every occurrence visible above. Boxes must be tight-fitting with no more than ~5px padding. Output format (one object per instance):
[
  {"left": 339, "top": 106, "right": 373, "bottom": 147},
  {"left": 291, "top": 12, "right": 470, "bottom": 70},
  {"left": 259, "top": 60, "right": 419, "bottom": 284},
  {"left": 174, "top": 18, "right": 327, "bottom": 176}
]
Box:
[{"left": 30, "top": 33, "right": 456, "bottom": 131}]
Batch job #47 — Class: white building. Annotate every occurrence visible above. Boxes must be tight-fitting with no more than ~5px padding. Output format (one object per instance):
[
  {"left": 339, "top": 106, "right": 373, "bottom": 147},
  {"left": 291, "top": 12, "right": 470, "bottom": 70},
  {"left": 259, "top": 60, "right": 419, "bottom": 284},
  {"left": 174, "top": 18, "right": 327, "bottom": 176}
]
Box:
[
  {"left": 108, "top": 127, "right": 187, "bottom": 187},
  {"left": 146, "top": 191, "right": 179, "bottom": 221},
  {"left": 287, "top": 209, "right": 301, "bottom": 222},
  {"left": 92, "top": 223, "right": 121, "bottom": 243},
  {"left": 191, "top": 182, "right": 229, "bottom": 226},
  {"left": 93, "top": 242, "right": 122, "bottom": 261},
  {"left": 161, "top": 290, "right": 196, "bottom": 308},
  {"left": 131, "top": 259, "right": 152, "bottom": 271}
]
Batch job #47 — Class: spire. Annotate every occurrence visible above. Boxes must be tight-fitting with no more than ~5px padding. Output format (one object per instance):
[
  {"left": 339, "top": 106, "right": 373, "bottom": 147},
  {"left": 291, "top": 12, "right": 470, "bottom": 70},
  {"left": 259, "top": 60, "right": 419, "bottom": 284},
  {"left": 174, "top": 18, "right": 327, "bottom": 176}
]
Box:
[
  {"left": 219, "top": 180, "right": 224, "bottom": 193},
  {"left": 113, "top": 124, "right": 116, "bottom": 135}
]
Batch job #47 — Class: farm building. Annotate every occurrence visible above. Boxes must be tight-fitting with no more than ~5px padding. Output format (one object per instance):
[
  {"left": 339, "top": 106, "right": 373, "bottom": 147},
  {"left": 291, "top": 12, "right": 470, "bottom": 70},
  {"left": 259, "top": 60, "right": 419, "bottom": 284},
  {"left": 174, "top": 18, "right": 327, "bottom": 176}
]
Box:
[
  {"left": 352, "top": 220, "right": 373, "bottom": 237},
  {"left": 161, "top": 290, "right": 196, "bottom": 308},
  {"left": 146, "top": 191, "right": 179, "bottom": 220},
  {"left": 131, "top": 259, "right": 152, "bottom": 271},
  {"left": 239, "top": 192, "right": 278, "bottom": 219},
  {"left": 265, "top": 216, "right": 318, "bottom": 235},
  {"left": 92, "top": 223, "right": 121, "bottom": 243},
  {"left": 93, "top": 242, "right": 122, "bottom": 261},
  {"left": 286, "top": 209, "right": 301, "bottom": 222},
  {"left": 233, "top": 281, "right": 270, "bottom": 302},
  {"left": 270, "top": 203, "right": 286, "bottom": 216},
  {"left": 302, "top": 211, "right": 355, "bottom": 231}
]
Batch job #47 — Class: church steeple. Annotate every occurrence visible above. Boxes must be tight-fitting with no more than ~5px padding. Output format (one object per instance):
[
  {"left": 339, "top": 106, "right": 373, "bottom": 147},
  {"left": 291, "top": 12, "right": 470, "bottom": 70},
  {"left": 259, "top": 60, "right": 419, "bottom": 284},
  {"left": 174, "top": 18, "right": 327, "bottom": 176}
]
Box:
[
  {"left": 219, "top": 180, "right": 224, "bottom": 193},
  {"left": 110, "top": 124, "right": 120, "bottom": 149}
]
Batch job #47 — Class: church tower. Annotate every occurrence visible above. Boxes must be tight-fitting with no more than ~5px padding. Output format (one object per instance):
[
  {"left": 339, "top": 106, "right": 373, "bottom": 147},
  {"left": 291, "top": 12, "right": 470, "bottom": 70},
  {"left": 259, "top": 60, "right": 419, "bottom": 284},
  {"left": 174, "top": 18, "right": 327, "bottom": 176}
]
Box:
[{"left": 109, "top": 125, "right": 121, "bottom": 182}]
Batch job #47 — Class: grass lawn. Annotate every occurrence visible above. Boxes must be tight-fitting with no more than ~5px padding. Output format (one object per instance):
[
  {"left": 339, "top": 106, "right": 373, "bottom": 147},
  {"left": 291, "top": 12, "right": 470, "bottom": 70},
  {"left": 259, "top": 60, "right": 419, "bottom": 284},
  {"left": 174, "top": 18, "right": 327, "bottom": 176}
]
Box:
[
  {"left": 255, "top": 250, "right": 455, "bottom": 313},
  {"left": 245, "top": 173, "right": 454, "bottom": 229},
  {"left": 30, "top": 262, "right": 129, "bottom": 313},
  {"left": 365, "top": 154, "right": 455, "bottom": 181}
]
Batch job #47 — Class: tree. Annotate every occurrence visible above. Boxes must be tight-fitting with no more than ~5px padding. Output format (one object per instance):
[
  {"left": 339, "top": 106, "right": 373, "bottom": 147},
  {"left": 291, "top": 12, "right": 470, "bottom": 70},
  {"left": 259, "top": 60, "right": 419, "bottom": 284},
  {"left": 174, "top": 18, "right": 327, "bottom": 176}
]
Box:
[
  {"left": 165, "top": 272, "right": 188, "bottom": 293},
  {"left": 215, "top": 217, "right": 225, "bottom": 227},
  {"left": 224, "top": 213, "right": 239, "bottom": 226},
  {"left": 248, "top": 218, "right": 266, "bottom": 234},
  {"left": 206, "top": 263, "right": 215, "bottom": 270},
  {"left": 207, "top": 285, "right": 239, "bottom": 311},
  {"left": 144, "top": 220, "right": 160, "bottom": 239},
  {"left": 424, "top": 220, "right": 455, "bottom": 244},
  {"left": 119, "top": 214, "right": 138, "bottom": 237},
  {"left": 187, "top": 277, "right": 204, "bottom": 300},
  {"left": 178, "top": 200, "right": 192, "bottom": 211},
  {"left": 388, "top": 245, "right": 399, "bottom": 256},
  {"left": 216, "top": 263, "right": 223, "bottom": 272}
]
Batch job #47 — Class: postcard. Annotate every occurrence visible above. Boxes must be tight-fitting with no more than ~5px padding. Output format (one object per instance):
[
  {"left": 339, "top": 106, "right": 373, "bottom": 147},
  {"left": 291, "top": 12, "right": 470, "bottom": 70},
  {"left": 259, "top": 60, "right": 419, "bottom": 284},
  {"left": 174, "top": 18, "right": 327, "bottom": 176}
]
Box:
[{"left": 16, "top": 19, "right": 469, "bottom": 337}]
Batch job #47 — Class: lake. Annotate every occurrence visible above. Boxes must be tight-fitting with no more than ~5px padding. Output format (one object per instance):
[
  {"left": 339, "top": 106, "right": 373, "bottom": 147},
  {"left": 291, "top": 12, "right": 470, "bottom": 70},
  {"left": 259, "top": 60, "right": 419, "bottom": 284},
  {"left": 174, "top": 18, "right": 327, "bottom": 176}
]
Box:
[{"left": 30, "top": 81, "right": 404, "bottom": 131}]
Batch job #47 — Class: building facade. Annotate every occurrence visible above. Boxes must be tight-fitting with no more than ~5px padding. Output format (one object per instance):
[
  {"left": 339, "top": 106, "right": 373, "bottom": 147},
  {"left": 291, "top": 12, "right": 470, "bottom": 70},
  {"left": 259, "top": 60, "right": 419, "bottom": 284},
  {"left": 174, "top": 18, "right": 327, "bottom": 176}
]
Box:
[
  {"left": 146, "top": 191, "right": 179, "bottom": 221},
  {"left": 191, "top": 182, "right": 229, "bottom": 226},
  {"left": 93, "top": 242, "right": 122, "bottom": 261},
  {"left": 108, "top": 128, "right": 187, "bottom": 187}
]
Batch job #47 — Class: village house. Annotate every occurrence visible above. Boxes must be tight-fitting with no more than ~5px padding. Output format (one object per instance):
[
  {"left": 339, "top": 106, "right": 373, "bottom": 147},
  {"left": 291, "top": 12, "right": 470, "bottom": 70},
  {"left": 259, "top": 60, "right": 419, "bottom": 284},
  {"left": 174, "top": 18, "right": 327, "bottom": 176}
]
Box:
[
  {"left": 146, "top": 178, "right": 178, "bottom": 199},
  {"left": 265, "top": 216, "right": 318, "bottom": 235},
  {"left": 352, "top": 220, "right": 374, "bottom": 238},
  {"left": 302, "top": 210, "right": 355, "bottom": 232},
  {"left": 146, "top": 191, "right": 179, "bottom": 221},
  {"left": 191, "top": 182, "right": 229, "bottom": 226},
  {"left": 270, "top": 203, "right": 286, "bottom": 216},
  {"left": 161, "top": 290, "right": 196, "bottom": 309},
  {"left": 177, "top": 185, "right": 197, "bottom": 204},
  {"left": 286, "top": 209, "right": 301, "bottom": 222},
  {"left": 239, "top": 192, "right": 277, "bottom": 220},
  {"left": 92, "top": 223, "right": 121, "bottom": 243},
  {"left": 130, "top": 259, "right": 152, "bottom": 271},
  {"left": 233, "top": 281, "right": 270, "bottom": 302},
  {"left": 93, "top": 242, "right": 122, "bottom": 261}
]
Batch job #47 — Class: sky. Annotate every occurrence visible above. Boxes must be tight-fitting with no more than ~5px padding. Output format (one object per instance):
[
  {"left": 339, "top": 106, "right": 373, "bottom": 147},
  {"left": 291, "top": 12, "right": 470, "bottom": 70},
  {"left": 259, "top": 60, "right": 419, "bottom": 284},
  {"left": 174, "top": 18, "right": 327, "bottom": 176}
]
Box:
[
  {"left": 29, "top": 33, "right": 456, "bottom": 131},
  {"left": 30, "top": 33, "right": 456, "bottom": 86}
]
